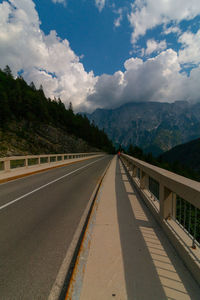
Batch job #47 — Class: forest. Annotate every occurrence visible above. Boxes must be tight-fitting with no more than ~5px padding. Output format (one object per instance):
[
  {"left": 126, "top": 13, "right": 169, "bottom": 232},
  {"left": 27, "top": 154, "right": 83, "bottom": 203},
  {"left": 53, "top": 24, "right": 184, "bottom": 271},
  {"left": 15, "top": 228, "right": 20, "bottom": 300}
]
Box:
[
  {"left": 0, "top": 66, "right": 115, "bottom": 154},
  {"left": 125, "top": 144, "right": 200, "bottom": 182}
]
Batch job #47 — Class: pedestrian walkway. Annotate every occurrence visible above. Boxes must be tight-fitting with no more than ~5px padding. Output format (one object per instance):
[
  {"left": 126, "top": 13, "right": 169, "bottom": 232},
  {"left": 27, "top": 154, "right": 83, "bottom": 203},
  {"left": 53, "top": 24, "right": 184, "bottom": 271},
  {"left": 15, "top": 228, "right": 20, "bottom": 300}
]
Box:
[{"left": 67, "top": 156, "right": 200, "bottom": 300}]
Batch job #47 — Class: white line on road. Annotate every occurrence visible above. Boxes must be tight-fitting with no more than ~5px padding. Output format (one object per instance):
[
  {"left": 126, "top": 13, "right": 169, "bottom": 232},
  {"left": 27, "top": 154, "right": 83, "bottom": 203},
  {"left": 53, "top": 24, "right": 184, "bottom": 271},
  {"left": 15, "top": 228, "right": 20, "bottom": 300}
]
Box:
[{"left": 0, "top": 156, "right": 106, "bottom": 212}]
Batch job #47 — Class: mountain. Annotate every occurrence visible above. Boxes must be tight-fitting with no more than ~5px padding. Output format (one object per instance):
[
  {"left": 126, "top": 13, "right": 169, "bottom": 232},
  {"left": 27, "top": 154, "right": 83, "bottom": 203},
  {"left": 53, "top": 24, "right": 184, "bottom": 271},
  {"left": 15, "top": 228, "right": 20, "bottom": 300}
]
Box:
[
  {"left": 160, "top": 138, "right": 200, "bottom": 173},
  {"left": 85, "top": 101, "right": 200, "bottom": 155}
]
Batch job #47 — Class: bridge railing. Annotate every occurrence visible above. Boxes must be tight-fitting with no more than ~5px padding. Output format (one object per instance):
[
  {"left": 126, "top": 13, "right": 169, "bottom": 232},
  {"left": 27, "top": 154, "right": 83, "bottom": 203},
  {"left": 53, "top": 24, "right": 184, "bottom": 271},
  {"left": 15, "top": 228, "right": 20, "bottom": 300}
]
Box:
[
  {"left": 0, "top": 152, "right": 100, "bottom": 173},
  {"left": 121, "top": 153, "right": 200, "bottom": 284}
]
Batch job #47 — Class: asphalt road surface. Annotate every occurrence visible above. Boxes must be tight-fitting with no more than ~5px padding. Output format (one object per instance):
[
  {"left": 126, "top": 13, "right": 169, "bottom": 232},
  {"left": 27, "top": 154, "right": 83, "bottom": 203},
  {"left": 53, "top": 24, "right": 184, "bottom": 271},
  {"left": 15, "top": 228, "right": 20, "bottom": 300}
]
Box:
[{"left": 0, "top": 155, "right": 112, "bottom": 299}]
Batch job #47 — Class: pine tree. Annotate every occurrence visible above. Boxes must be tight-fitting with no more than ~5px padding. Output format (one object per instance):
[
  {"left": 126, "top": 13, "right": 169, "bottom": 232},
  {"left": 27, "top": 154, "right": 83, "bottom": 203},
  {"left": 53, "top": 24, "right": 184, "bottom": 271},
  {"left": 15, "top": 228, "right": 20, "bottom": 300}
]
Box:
[
  {"left": 68, "top": 101, "right": 73, "bottom": 112},
  {"left": 3, "top": 65, "right": 13, "bottom": 78}
]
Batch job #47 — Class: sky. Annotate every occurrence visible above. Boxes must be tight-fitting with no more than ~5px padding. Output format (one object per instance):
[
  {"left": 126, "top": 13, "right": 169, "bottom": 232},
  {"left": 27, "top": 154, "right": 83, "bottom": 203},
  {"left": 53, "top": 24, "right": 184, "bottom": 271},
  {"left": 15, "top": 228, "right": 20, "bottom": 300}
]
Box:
[{"left": 0, "top": 0, "right": 200, "bottom": 112}]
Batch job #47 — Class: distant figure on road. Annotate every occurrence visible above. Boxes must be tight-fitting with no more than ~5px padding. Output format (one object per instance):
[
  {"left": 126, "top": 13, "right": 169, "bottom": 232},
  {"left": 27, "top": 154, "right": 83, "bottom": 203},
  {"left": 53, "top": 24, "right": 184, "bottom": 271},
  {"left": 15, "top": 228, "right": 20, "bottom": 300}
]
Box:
[{"left": 117, "top": 151, "right": 121, "bottom": 158}]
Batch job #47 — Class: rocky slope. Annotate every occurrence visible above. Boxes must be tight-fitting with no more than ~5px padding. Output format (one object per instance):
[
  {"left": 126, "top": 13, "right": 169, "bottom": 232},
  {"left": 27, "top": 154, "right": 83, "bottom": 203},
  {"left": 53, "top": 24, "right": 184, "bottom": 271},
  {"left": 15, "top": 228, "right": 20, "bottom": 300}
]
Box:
[
  {"left": 0, "top": 121, "right": 98, "bottom": 157},
  {"left": 85, "top": 101, "right": 200, "bottom": 155}
]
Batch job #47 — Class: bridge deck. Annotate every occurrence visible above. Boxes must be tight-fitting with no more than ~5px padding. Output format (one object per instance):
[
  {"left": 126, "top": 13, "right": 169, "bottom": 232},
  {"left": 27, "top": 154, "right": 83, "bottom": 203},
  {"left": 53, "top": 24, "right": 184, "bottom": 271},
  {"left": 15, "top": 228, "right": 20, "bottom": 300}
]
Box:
[{"left": 67, "top": 156, "right": 200, "bottom": 300}]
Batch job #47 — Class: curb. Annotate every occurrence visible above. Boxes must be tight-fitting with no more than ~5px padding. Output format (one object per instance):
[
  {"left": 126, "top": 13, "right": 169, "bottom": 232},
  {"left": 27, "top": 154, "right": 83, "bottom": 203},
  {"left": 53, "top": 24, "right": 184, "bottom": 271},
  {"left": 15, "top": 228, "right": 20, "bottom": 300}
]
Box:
[{"left": 48, "top": 157, "right": 112, "bottom": 300}]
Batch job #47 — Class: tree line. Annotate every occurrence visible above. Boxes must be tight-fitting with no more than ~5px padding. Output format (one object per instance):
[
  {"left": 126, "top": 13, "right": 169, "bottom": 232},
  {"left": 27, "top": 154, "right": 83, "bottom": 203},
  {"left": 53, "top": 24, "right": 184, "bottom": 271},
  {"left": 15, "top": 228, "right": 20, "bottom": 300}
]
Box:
[
  {"left": 0, "top": 66, "right": 115, "bottom": 153},
  {"left": 124, "top": 144, "right": 200, "bottom": 182}
]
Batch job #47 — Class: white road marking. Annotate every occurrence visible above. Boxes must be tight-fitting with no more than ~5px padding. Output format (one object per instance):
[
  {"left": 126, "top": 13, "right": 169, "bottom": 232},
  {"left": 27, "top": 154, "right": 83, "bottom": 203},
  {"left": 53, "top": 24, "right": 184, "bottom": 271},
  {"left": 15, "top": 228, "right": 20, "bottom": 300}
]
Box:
[{"left": 0, "top": 156, "right": 106, "bottom": 211}]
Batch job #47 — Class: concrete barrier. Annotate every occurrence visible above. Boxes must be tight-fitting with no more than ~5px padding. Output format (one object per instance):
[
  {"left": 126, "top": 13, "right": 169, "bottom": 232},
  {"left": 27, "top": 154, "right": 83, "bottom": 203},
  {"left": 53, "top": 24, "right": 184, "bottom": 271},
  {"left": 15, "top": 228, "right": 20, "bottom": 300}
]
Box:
[
  {"left": 0, "top": 152, "right": 103, "bottom": 183},
  {"left": 121, "top": 153, "right": 200, "bottom": 285},
  {"left": 0, "top": 153, "right": 100, "bottom": 173}
]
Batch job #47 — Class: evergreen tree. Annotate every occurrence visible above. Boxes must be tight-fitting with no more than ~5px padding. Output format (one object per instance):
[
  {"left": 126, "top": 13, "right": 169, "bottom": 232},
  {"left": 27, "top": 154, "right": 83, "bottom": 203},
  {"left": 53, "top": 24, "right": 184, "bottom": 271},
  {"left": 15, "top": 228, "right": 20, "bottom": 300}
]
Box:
[
  {"left": 0, "top": 67, "right": 115, "bottom": 153},
  {"left": 68, "top": 101, "right": 73, "bottom": 112},
  {"left": 3, "top": 65, "right": 13, "bottom": 78},
  {"left": 30, "top": 81, "right": 36, "bottom": 91}
]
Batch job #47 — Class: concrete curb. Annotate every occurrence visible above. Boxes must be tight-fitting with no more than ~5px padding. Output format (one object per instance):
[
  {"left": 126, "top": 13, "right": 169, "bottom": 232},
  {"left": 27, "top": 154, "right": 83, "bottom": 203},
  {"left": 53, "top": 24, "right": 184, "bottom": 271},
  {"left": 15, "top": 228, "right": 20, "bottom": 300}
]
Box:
[{"left": 48, "top": 156, "right": 112, "bottom": 300}]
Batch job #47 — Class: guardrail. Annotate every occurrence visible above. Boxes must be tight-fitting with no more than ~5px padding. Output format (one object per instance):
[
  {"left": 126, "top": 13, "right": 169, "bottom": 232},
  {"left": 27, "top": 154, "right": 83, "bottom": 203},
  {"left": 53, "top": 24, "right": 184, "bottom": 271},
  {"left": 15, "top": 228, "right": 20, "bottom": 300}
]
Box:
[
  {"left": 121, "top": 153, "right": 200, "bottom": 284},
  {"left": 0, "top": 152, "right": 100, "bottom": 173}
]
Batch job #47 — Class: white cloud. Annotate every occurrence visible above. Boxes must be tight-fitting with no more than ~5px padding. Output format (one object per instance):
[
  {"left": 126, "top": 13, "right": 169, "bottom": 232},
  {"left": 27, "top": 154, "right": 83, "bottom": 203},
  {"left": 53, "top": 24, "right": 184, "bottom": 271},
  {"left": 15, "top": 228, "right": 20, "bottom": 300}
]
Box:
[
  {"left": 95, "top": 0, "right": 105, "bottom": 12},
  {"left": 52, "top": 0, "right": 66, "bottom": 5},
  {"left": 163, "top": 25, "right": 181, "bottom": 35},
  {"left": 145, "top": 39, "right": 167, "bottom": 55},
  {"left": 124, "top": 57, "right": 143, "bottom": 70},
  {"left": 0, "top": 0, "right": 97, "bottom": 110},
  {"left": 86, "top": 49, "right": 200, "bottom": 111},
  {"left": 1, "top": 0, "right": 200, "bottom": 114},
  {"left": 178, "top": 30, "right": 200, "bottom": 66},
  {"left": 114, "top": 8, "right": 123, "bottom": 27},
  {"left": 128, "top": 0, "right": 200, "bottom": 43}
]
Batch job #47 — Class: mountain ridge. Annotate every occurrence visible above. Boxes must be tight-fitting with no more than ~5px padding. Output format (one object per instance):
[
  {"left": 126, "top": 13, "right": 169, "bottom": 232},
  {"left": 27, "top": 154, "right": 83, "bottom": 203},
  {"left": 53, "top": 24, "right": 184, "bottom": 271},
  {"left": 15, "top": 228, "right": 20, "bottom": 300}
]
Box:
[
  {"left": 84, "top": 100, "right": 200, "bottom": 155},
  {"left": 160, "top": 137, "right": 200, "bottom": 173}
]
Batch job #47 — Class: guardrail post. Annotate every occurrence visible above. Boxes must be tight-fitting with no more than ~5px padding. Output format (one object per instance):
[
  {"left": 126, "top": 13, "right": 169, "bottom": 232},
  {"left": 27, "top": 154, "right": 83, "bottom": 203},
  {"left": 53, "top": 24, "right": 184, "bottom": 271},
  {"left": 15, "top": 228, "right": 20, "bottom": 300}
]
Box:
[
  {"left": 25, "top": 158, "right": 28, "bottom": 168},
  {"left": 4, "top": 159, "right": 10, "bottom": 172},
  {"left": 172, "top": 193, "right": 177, "bottom": 219},
  {"left": 140, "top": 170, "right": 147, "bottom": 189},
  {"left": 132, "top": 165, "right": 137, "bottom": 177},
  {"left": 159, "top": 185, "right": 173, "bottom": 220},
  {"left": 127, "top": 160, "right": 131, "bottom": 171}
]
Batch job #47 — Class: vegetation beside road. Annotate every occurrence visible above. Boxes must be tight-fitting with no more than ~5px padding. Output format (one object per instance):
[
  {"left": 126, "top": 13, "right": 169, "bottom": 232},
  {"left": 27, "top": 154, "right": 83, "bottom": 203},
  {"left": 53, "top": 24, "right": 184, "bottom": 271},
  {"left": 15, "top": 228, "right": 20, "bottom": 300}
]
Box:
[
  {"left": 125, "top": 144, "right": 200, "bottom": 182},
  {"left": 0, "top": 66, "right": 115, "bottom": 156}
]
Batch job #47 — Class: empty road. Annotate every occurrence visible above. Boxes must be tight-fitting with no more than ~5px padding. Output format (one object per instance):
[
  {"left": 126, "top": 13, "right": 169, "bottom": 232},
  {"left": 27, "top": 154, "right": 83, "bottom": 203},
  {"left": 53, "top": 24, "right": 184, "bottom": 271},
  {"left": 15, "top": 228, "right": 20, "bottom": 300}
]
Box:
[{"left": 0, "top": 155, "right": 112, "bottom": 299}]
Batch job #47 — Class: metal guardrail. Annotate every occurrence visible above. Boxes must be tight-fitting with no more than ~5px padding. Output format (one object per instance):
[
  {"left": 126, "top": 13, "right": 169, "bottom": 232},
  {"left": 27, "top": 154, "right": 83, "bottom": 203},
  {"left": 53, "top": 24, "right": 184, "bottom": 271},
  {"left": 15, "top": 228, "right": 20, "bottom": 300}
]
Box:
[{"left": 0, "top": 153, "right": 100, "bottom": 173}]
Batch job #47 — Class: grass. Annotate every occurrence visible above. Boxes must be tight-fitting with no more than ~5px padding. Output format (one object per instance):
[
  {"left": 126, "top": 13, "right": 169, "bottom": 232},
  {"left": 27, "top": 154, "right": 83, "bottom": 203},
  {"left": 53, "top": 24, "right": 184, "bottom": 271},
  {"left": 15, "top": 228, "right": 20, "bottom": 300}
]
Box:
[
  {"left": 10, "top": 159, "right": 25, "bottom": 169},
  {"left": 50, "top": 156, "right": 56, "bottom": 162},
  {"left": 40, "top": 157, "right": 48, "bottom": 164},
  {"left": 28, "top": 158, "right": 39, "bottom": 166},
  {"left": 0, "top": 161, "right": 4, "bottom": 171}
]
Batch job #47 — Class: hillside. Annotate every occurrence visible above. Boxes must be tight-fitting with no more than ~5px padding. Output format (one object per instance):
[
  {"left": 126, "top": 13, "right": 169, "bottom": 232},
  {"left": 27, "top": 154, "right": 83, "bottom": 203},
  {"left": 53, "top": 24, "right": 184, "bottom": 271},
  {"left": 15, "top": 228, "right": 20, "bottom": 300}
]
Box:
[
  {"left": 0, "top": 121, "right": 100, "bottom": 157},
  {"left": 160, "top": 138, "right": 200, "bottom": 173},
  {"left": 0, "top": 67, "right": 115, "bottom": 156},
  {"left": 85, "top": 101, "right": 200, "bottom": 155}
]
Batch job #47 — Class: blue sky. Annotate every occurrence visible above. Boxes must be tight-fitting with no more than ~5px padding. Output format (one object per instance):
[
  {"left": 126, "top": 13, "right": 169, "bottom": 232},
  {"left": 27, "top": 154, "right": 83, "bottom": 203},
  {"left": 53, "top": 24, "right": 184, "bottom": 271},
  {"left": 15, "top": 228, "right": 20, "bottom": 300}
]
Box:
[
  {"left": 0, "top": 0, "right": 200, "bottom": 112},
  {"left": 33, "top": 0, "right": 132, "bottom": 75}
]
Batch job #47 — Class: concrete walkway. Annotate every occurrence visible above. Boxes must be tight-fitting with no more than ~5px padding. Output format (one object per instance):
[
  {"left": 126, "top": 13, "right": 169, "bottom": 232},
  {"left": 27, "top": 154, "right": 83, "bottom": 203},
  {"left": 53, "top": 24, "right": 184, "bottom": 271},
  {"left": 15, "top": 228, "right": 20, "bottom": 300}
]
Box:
[{"left": 67, "top": 156, "right": 200, "bottom": 300}]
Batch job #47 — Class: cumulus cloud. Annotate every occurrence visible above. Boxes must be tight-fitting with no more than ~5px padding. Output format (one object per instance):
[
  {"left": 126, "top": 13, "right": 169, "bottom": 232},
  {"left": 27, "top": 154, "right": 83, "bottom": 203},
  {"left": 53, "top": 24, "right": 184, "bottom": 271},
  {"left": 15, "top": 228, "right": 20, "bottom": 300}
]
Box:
[
  {"left": 145, "top": 39, "right": 167, "bottom": 55},
  {"left": 85, "top": 49, "right": 200, "bottom": 111},
  {"left": 95, "top": 0, "right": 105, "bottom": 12},
  {"left": 128, "top": 0, "right": 200, "bottom": 43},
  {"left": 178, "top": 29, "right": 200, "bottom": 66},
  {"left": 114, "top": 8, "right": 123, "bottom": 27},
  {"left": 1, "top": 0, "right": 200, "bottom": 114},
  {"left": 163, "top": 25, "right": 181, "bottom": 35},
  {"left": 0, "top": 0, "right": 97, "bottom": 110}
]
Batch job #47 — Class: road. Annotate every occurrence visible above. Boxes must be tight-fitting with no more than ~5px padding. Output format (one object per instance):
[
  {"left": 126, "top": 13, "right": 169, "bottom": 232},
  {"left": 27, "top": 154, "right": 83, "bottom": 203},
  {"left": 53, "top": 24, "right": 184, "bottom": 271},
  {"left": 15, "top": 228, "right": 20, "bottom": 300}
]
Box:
[{"left": 0, "top": 155, "right": 112, "bottom": 299}]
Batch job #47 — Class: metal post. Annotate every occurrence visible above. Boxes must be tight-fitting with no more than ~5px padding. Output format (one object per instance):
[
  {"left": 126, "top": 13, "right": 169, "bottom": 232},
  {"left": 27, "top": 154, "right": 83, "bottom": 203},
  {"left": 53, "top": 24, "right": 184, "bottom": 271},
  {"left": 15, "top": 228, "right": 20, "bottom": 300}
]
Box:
[
  {"left": 183, "top": 200, "right": 186, "bottom": 229},
  {"left": 192, "top": 207, "right": 197, "bottom": 249},
  {"left": 189, "top": 203, "right": 192, "bottom": 234}
]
